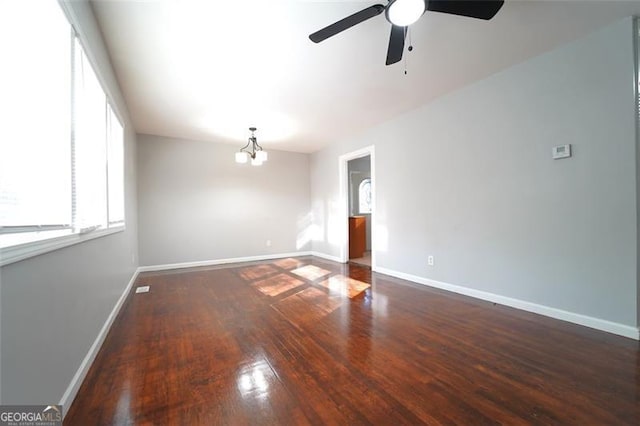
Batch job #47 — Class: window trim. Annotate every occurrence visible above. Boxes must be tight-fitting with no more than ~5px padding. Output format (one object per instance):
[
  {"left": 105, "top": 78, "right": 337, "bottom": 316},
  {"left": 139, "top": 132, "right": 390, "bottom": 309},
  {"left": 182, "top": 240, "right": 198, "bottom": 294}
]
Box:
[{"left": 0, "top": 225, "right": 124, "bottom": 267}]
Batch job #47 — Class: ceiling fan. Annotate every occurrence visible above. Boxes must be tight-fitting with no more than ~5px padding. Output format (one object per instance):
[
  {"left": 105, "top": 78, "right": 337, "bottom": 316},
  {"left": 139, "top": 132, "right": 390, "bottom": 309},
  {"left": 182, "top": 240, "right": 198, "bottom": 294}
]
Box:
[{"left": 309, "top": 0, "right": 504, "bottom": 66}]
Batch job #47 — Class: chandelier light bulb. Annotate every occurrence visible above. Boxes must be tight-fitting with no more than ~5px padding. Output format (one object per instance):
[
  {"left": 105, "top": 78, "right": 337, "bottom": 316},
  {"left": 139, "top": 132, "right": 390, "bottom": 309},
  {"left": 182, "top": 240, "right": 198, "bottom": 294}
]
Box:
[
  {"left": 235, "top": 151, "right": 248, "bottom": 164},
  {"left": 256, "top": 151, "right": 268, "bottom": 162}
]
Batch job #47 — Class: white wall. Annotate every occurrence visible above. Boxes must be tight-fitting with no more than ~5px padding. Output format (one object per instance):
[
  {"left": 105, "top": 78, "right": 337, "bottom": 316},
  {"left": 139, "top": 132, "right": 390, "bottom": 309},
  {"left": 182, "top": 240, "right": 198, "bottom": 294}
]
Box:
[
  {"left": 311, "top": 18, "right": 638, "bottom": 332},
  {"left": 137, "top": 134, "right": 311, "bottom": 266},
  {"left": 0, "top": 0, "right": 138, "bottom": 404}
]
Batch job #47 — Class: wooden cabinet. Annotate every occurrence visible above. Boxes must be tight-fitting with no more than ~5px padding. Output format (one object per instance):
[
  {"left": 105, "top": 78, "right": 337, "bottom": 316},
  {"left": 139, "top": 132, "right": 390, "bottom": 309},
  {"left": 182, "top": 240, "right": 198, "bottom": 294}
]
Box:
[{"left": 349, "top": 216, "right": 366, "bottom": 259}]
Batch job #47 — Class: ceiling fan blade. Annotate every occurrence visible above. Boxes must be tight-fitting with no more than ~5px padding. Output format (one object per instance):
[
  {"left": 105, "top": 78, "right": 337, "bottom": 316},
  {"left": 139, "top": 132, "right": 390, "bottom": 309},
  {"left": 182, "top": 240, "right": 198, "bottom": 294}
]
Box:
[
  {"left": 426, "top": 0, "right": 504, "bottom": 20},
  {"left": 385, "top": 25, "right": 406, "bottom": 66},
  {"left": 309, "top": 4, "right": 385, "bottom": 43}
]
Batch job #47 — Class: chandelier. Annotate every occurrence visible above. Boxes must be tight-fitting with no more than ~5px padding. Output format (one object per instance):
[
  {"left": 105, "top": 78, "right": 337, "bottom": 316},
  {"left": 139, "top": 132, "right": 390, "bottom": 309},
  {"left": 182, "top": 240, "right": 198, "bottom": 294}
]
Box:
[{"left": 235, "top": 127, "right": 268, "bottom": 166}]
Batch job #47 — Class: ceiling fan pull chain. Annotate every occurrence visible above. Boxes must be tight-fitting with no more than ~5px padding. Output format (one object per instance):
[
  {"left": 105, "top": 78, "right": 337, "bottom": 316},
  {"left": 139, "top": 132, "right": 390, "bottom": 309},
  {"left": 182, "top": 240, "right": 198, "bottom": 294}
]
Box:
[{"left": 404, "top": 27, "right": 411, "bottom": 75}]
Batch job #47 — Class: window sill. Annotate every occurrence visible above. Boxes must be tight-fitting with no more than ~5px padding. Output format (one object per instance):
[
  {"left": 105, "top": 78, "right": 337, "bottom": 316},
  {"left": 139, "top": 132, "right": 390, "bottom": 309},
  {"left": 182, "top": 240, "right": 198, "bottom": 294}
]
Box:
[{"left": 0, "top": 225, "right": 125, "bottom": 267}]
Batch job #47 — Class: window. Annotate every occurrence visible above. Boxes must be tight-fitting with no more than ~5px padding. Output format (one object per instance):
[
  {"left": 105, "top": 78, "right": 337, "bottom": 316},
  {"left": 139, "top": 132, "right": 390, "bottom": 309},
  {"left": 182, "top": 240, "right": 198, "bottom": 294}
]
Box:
[
  {"left": 0, "top": 1, "right": 125, "bottom": 264},
  {"left": 107, "top": 105, "right": 125, "bottom": 225},
  {"left": 358, "top": 178, "right": 372, "bottom": 214},
  {"left": 0, "top": 0, "right": 72, "bottom": 230},
  {"left": 74, "top": 37, "right": 109, "bottom": 231}
]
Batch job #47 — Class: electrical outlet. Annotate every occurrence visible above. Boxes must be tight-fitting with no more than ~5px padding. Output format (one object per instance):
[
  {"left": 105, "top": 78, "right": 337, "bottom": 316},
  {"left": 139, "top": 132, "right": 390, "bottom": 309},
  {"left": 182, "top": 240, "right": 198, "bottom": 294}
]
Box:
[
  {"left": 428, "top": 256, "right": 434, "bottom": 266},
  {"left": 266, "top": 240, "right": 272, "bottom": 247}
]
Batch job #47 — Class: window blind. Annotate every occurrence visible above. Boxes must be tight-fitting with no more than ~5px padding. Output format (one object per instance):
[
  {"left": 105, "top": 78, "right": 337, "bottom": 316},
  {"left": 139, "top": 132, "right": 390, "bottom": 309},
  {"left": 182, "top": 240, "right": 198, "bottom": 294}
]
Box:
[
  {"left": 0, "top": 0, "right": 126, "bottom": 257},
  {"left": 0, "top": 0, "right": 72, "bottom": 229}
]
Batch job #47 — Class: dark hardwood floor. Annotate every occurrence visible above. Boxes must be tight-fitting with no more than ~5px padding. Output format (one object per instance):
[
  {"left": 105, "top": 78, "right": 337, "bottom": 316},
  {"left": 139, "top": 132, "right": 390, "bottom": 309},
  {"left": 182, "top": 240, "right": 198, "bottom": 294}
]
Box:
[{"left": 65, "top": 256, "right": 640, "bottom": 425}]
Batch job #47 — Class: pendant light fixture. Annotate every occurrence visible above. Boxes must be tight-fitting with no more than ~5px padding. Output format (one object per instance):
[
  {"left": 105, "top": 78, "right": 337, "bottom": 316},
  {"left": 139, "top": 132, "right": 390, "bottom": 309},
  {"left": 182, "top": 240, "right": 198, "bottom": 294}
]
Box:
[{"left": 235, "top": 127, "right": 268, "bottom": 166}]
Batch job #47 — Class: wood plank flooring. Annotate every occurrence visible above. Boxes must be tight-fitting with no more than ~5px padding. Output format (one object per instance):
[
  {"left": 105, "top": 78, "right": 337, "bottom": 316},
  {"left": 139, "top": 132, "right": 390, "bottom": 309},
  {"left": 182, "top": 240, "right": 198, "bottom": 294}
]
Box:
[{"left": 64, "top": 256, "right": 640, "bottom": 425}]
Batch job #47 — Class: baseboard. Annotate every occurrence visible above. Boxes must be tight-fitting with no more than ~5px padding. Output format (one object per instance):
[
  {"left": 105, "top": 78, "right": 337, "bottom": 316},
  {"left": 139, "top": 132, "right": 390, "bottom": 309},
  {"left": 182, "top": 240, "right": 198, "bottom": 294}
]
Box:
[
  {"left": 138, "top": 252, "right": 313, "bottom": 272},
  {"left": 375, "top": 266, "right": 640, "bottom": 341},
  {"left": 59, "top": 268, "right": 140, "bottom": 417},
  {"left": 310, "top": 251, "right": 343, "bottom": 263}
]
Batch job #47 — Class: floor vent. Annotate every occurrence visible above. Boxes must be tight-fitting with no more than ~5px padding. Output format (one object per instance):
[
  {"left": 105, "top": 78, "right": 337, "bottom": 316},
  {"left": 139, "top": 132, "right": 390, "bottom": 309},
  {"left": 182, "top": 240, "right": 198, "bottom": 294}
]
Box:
[{"left": 135, "top": 286, "right": 150, "bottom": 294}]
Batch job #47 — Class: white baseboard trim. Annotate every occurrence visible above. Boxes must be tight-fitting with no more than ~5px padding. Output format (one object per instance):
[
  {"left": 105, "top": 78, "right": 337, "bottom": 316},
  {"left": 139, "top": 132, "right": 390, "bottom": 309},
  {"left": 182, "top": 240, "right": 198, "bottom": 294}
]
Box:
[
  {"left": 59, "top": 268, "right": 140, "bottom": 417},
  {"left": 375, "top": 266, "right": 640, "bottom": 341},
  {"left": 310, "top": 251, "right": 344, "bottom": 263},
  {"left": 138, "top": 252, "right": 313, "bottom": 273}
]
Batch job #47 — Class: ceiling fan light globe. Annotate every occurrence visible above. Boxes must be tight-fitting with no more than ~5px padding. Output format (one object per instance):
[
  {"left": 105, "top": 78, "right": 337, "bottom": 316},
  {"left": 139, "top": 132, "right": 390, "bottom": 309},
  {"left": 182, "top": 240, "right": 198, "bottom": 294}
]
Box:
[{"left": 386, "top": 0, "right": 426, "bottom": 27}]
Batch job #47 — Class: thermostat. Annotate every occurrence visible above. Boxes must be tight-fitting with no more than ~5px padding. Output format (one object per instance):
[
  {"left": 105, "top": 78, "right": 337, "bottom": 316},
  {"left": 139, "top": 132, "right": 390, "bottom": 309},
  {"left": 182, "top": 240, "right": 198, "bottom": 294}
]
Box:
[{"left": 552, "top": 144, "right": 571, "bottom": 160}]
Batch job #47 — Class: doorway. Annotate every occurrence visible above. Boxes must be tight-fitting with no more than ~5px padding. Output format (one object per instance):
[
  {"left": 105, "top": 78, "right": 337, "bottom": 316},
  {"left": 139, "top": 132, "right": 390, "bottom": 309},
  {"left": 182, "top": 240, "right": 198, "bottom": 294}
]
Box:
[{"left": 339, "top": 146, "right": 375, "bottom": 269}]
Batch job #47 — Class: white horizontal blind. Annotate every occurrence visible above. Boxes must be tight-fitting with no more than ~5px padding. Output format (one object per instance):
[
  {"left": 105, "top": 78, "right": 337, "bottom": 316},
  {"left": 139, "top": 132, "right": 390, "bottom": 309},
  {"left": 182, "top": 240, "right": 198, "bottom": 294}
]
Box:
[
  {"left": 107, "top": 104, "right": 125, "bottom": 224},
  {"left": 0, "top": 0, "right": 72, "bottom": 229},
  {"left": 73, "top": 37, "right": 108, "bottom": 231},
  {"left": 0, "top": 1, "right": 126, "bottom": 255}
]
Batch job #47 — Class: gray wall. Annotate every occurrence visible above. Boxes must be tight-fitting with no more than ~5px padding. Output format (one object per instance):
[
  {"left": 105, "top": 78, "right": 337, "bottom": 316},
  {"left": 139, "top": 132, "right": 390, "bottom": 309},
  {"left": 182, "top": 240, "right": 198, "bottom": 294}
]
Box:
[
  {"left": 348, "top": 156, "right": 372, "bottom": 251},
  {"left": 0, "top": 0, "right": 138, "bottom": 404},
  {"left": 137, "top": 134, "right": 311, "bottom": 266},
  {"left": 311, "top": 18, "right": 638, "bottom": 327}
]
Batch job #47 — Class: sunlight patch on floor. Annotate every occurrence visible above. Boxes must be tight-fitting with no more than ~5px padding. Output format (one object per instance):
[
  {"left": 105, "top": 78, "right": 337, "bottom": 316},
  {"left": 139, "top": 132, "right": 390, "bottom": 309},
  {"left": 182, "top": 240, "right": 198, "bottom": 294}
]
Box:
[
  {"left": 318, "top": 274, "right": 370, "bottom": 299},
  {"left": 252, "top": 273, "right": 305, "bottom": 297},
  {"left": 238, "top": 264, "right": 279, "bottom": 281},
  {"left": 272, "top": 287, "right": 342, "bottom": 323},
  {"left": 272, "top": 257, "right": 306, "bottom": 270},
  {"left": 290, "top": 264, "right": 331, "bottom": 281}
]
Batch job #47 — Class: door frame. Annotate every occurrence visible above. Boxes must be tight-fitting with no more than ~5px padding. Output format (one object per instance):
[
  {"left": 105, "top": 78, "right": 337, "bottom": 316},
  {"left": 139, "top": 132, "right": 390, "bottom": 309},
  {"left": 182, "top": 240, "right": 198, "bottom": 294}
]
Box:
[{"left": 338, "top": 145, "right": 376, "bottom": 269}]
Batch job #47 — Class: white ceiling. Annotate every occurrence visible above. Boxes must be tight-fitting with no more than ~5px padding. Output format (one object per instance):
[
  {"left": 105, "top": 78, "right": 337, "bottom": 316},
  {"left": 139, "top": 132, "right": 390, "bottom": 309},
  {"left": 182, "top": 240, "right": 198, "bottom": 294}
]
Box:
[{"left": 91, "top": 0, "right": 640, "bottom": 153}]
